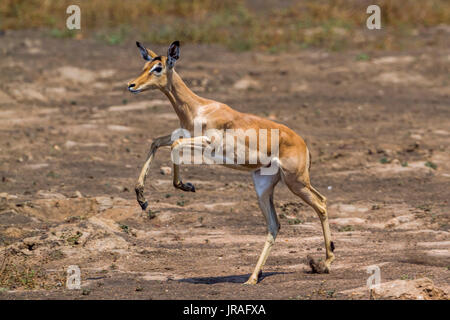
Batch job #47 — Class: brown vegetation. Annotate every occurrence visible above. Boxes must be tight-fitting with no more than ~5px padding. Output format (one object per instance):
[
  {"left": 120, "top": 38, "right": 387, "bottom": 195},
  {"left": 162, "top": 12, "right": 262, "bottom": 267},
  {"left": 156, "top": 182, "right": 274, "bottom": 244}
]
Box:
[{"left": 1, "top": 0, "right": 449, "bottom": 50}]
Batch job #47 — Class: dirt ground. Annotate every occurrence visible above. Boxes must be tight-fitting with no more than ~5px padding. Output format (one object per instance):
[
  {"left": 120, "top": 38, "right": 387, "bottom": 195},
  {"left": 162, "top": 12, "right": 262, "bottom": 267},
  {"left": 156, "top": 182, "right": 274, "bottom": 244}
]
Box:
[{"left": 0, "top": 30, "right": 449, "bottom": 299}]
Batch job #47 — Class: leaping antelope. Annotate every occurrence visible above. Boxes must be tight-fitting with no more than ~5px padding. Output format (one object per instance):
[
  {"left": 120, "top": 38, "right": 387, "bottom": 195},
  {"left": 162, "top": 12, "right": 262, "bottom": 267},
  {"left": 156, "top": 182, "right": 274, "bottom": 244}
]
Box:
[{"left": 127, "top": 41, "right": 334, "bottom": 284}]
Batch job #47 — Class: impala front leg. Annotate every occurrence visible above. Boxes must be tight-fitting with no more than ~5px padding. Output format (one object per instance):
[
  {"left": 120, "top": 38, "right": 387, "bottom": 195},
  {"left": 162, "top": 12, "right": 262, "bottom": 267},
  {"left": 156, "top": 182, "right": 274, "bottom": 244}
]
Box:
[
  {"left": 172, "top": 163, "right": 196, "bottom": 192},
  {"left": 135, "top": 135, "right": 172, "bottom": 211},
  {"left": 171, "top": 136, "right": 211, "bottom": 193}
]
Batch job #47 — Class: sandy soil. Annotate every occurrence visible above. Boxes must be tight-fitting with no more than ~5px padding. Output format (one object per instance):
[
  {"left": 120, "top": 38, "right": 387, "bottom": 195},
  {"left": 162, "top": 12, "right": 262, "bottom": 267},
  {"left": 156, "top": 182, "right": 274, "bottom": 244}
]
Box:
[{"left": 0, "top": 30, "right": 449, "bottom": 299}]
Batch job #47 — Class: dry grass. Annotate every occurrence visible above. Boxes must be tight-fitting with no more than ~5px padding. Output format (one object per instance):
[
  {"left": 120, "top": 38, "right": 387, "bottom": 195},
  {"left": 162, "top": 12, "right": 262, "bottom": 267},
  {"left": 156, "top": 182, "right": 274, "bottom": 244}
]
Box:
[
  {"left": 0, "top": 251, "right": 65, "bottom": 290},
  {"left": 0, "top": 252, "right": 42, "bottom": 289},
  {"left": 0, "top": 0, "right": 449, "bottom": 50},
  {"left": 0, "top": 0, "right": 236, "bottom": 29}
]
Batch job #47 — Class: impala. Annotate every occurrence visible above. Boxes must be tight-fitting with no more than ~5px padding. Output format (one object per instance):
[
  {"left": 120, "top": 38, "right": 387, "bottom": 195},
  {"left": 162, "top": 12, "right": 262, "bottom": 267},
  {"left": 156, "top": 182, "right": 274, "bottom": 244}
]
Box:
[{"left": 127, "top": 41, "right": 334, "bottom": 284}]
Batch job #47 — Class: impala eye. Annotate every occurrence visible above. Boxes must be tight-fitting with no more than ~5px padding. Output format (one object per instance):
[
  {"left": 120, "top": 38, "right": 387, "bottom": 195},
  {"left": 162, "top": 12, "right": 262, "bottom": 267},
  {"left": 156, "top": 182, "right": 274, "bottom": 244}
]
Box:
[{"left": 152, "top": 66, "right": 162, "bottom": 73}]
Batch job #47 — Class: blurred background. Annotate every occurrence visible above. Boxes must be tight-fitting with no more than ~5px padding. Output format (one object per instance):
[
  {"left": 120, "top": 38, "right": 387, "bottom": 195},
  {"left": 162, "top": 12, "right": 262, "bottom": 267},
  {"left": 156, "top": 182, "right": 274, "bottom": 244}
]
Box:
[{"left": 1, "top": 0, "right": 449, "bottom": 51}]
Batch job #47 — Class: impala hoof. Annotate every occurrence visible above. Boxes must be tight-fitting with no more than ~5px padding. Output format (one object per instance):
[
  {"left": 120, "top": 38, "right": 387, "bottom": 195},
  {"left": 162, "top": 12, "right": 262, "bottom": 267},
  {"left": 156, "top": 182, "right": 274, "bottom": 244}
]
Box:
[
  {"left": 175, "top": 181, "right": 196, "bottom": 192},
  {"left": 243, "top": 270, "right": 262, "bottom": 285},
  {"left": 139, "top": 201, "right": 148, "bottom": 211},
  {"left": 243, "top": 278, "right": 258, "bottom": 285},
  {"left": 184, "top": 182, "right": 195, "bottom": 192},
  {"left": 307, "top": 255, "right": 330, "bottom": 274}
]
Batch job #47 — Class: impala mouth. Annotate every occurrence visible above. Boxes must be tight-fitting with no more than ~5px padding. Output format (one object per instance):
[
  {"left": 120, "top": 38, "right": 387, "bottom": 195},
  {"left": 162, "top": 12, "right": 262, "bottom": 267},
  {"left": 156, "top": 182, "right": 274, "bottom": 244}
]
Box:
[{"left": 128, "top": 87, "right": 142, "bottom": 94}]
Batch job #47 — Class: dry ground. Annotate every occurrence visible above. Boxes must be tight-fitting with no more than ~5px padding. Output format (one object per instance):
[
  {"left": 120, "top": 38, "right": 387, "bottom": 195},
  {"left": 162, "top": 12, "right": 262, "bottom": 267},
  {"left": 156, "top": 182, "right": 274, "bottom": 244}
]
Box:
[{"left": 0, "top": 30, "right": 449, "bottom": 299}]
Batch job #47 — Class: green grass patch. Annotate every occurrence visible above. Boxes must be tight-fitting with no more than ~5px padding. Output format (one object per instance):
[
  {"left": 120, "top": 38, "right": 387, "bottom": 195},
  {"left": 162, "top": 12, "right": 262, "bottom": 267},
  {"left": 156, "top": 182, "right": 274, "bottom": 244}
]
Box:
[
  {"left": 176, "top": 200, "right": 185, "bottom": 207},
  {"left": 338, "top": 225, "right": 354, "bottom": 232},
  {"left": 425, "top": 161, "right": 437, "bottom": 170},
  {"left": 287, "top": 218, "right": 303, "bottom": 225},
  {"left": 356, "top": 53, "right": 370, "bottom": 61},
  {"left": 49, "top": 28, "right": 77, "bottom": 39},
  {"left": 66, "top": 231, "right": 83, "bottom": 245},
  {"left": 118, "top": 223, "right": 129, "bottom": 234}
]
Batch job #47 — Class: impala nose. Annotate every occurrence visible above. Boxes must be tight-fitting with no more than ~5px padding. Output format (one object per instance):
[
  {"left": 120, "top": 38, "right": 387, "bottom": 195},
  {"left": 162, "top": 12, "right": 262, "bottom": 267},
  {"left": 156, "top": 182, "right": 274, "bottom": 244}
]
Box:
[{"left": 128, "top": 83, "right": 137, "bottom": 92}]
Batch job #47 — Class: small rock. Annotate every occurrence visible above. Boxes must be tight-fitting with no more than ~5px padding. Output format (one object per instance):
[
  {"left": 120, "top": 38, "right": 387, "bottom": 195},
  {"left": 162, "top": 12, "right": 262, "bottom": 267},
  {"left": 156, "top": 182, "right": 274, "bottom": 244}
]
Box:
[
  {"left": 341, "top": 277, "right": 448, "bottom": 300},
  {"left": 65, "top": 141, "right": 78, "bottom": 149},
  {"left": 4, "top": 227, "right": 23, "bottom": 238},
  {"left": 26, "top": 163, "right": 49, "bottom": 170},
  {"left": 330, "top": 217, "right": 366, "bottom": 226},
  {"left": 160, "top": 166, "right": 172, "bottom": 175},
  {"left": 36, "top": 190, "right": 66, "bottom": 200},
  {"left": 107, "top": 125, "right": 132, "bottom": 132},
  {"left": 95, "top": 197, "right": 114, "bottom": 211},
  {"left": 290, "top": 83, "right": 310, "bottom": 93},
  {"left": 0, "top": 193, "right": 18, "bottom": 200},
  {"left": 405, "top": 142, "right": 420, "bottom": 152},
  {"left": 371, "top": 278, "right": 448, "bottom": 300},
  {"left": 233, "top": 77, "right": 260, "bottom": 90},
  {"left": 73, "top": 191, "right": 83, "bottom": 198}
]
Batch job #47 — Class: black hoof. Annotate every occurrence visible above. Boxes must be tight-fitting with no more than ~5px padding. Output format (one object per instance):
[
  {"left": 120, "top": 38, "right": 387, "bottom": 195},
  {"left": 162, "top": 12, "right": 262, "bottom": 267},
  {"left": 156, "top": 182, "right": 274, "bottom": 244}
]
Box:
[
  {"left": 139, "top": 201, "right": 148, "bottom": 211},
  {"left": 307, "top": 255, "right": 329, "bottom": 274},
  {"left": 185, "top": 182, "right": 195, "bottom": 192},
  {"left": 176, "top": 181, "right": 196, "bottom": 192}
]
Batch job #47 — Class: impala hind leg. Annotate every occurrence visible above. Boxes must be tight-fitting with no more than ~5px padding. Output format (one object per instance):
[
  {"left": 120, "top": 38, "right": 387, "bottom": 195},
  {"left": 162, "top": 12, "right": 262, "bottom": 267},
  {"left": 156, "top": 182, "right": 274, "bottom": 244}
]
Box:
[
  {"left": 283, "top": 174, "right": 335, "bottom": 273},
  {"left": 244, "top": 169, "right": 281, "bottom": 285},
  {"left": 135, "top": 135, "right": 172, "bottom": 211}
]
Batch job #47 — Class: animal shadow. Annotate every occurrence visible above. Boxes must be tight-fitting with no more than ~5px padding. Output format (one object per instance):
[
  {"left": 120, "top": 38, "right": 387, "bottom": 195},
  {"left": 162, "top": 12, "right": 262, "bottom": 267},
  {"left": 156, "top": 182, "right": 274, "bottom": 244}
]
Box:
[{"left": 178, "top": 271, "right": 290, "bottom": 284}]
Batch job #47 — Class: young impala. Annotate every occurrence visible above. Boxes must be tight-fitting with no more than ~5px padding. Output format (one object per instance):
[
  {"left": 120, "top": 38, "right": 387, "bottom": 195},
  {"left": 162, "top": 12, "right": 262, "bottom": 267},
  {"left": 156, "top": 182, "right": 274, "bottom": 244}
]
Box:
[{"left": 127, "top": 41, "right": 334, "bottom": 284}]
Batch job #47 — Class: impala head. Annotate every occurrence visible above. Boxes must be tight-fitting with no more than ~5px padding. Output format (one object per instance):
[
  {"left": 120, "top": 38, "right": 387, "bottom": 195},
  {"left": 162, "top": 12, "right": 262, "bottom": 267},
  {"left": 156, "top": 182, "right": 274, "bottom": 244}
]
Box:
[{"left": 127, "top": 41, "right": 180, "bottom": 93}]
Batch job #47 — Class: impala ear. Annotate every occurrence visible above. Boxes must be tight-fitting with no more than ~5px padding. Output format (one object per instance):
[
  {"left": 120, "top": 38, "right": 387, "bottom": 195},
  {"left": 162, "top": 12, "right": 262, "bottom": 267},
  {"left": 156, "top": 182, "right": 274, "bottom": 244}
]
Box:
[
  {"left": 167, "top": 40, "right": 180, "bottom": 69},
  {"left": 136, "top": 41, "right": 157, "bottom": 61}
]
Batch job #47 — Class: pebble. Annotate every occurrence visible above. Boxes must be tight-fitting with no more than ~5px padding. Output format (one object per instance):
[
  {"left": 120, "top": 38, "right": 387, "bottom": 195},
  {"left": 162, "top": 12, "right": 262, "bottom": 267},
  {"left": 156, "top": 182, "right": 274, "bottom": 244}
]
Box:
[{"left": 160, "top": 166, "right": 172, "bottom": 175}]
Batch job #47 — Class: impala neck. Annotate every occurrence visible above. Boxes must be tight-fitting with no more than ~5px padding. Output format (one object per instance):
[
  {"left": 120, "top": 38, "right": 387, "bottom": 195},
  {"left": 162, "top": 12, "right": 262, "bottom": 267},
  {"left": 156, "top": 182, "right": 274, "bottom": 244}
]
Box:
[{"left": 161, "top": 70, "right": 206, "bottom": 130}]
